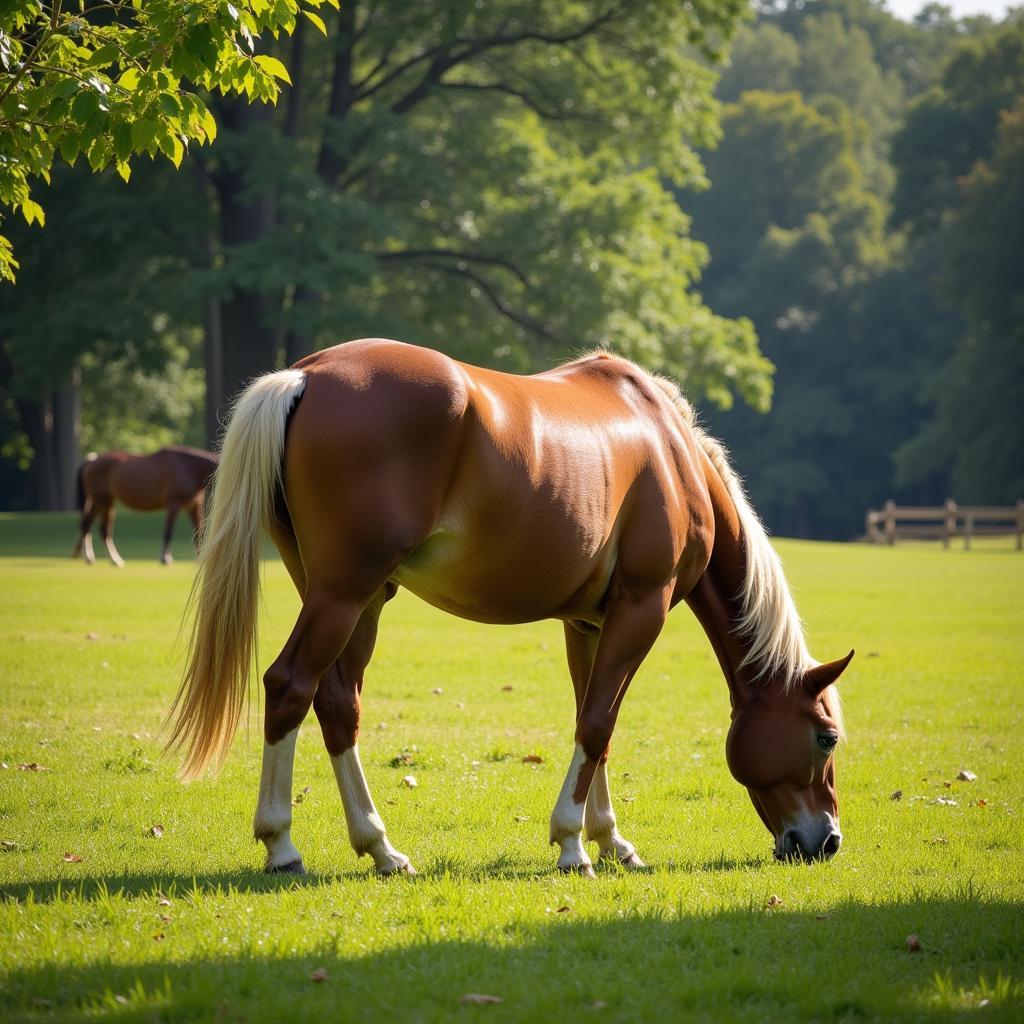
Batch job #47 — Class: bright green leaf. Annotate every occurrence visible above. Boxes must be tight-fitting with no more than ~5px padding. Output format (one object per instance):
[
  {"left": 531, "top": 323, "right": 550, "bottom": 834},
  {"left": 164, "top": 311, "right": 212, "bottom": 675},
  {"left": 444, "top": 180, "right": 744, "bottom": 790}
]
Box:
[
  {"left": 253, "top": 54, "right": 291, "bottom": 85},
  {"left": 301, "top": 9, "right": 327, "bottom": 35}
]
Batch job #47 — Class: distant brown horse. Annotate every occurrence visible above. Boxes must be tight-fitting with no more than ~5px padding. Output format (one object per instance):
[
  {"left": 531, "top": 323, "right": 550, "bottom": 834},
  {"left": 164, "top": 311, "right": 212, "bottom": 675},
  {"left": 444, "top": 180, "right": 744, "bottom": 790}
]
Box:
[
  {"left": 168, "top": 339, "right": 853, "bottom": 877},
  {"left": 74, "top": 447, "right": 218, "bottom": 566}
]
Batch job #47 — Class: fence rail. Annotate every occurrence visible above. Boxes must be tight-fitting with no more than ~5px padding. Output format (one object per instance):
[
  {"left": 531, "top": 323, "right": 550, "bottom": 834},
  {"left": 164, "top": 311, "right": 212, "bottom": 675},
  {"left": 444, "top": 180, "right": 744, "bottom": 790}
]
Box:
[{"left": 865, "top": 499, "right": 1024, "bottom": 549}]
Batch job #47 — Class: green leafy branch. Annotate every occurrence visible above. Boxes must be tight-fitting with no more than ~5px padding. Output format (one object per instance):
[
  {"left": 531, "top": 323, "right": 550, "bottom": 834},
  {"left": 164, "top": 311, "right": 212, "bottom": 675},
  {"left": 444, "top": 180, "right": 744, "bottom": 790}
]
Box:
[{"left": 0, "top": 0, "right": 338, "bottom": 282}]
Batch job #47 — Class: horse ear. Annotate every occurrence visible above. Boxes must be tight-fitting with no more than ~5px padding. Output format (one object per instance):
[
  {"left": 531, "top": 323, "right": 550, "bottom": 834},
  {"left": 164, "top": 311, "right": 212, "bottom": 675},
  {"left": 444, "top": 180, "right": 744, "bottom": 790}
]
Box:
[{"left": 804, "top": 650, "right": 855, "bottom": 696}]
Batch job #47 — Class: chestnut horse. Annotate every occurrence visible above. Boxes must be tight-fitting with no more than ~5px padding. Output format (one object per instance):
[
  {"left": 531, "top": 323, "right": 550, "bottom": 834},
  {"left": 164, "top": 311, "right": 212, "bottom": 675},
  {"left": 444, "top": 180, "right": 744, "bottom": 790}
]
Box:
[
  {"left": 74, "top": 447, "right": 218, "bottom": 566},
  {"left": 168, "top": 338, "right": 852, "bottom": 876}
]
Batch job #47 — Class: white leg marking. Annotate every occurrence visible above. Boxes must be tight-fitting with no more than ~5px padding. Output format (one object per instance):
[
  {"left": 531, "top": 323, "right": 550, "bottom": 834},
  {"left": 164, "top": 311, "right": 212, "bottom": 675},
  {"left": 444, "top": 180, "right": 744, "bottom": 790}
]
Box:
[
  {"left": 253, "top": 728, "right": 303, "bottom": 871},
  {"left": 330, "top": 745, "right": 414, "bottom": 875},
  {"left": 104, "top": 536, "right": 124, "bottom": 567},
  {"left": 585, "top": 761, "right": 644, "bottom": 867},
  {"left": 82, "top": 533, "right": 95, "bottom": 564},
  {"left": 549, "top": 743, "right": 595, "bottom": 875}
]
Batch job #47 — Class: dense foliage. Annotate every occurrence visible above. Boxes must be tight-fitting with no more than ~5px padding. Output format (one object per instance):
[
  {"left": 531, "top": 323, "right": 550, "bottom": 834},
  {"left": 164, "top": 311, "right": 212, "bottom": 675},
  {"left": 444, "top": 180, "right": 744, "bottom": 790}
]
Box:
[{"left": 687, "top": 1, "right": 1024, "bottom": 536}]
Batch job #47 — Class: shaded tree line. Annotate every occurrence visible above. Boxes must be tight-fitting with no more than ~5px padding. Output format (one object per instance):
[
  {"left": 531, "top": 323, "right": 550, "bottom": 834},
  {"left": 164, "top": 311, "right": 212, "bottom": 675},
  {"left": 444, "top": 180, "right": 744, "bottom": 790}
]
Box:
[{"left": 685, "top": 0, "right": 1023, "bottom": 537}]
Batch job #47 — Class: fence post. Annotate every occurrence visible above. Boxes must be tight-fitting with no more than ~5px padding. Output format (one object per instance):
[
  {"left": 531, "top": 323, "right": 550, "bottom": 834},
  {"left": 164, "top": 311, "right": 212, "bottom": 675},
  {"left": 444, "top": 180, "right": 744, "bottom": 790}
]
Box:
[
  {"left": 943, "top": 499, "right": 957, "bottom": 549},
  {"left": 884, "top": 499, "right": 896, "bottom": 546},
  {"left": 964, "top": 511, "right": 973, "bottom": 551},
  {"left": 1016, "top": 499, "right": 1023, "bottom": 551}
]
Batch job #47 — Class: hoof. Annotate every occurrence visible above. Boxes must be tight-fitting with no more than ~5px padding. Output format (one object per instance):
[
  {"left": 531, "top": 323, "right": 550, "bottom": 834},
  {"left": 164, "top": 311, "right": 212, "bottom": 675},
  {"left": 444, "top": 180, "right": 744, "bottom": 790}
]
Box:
[
  {"left": 267, "top": 858, "right": 306, "bottom": 875},
  {"left": 620, "top": 852, "right": 646, "bottom": 869},
  {"left": 377, "top": 858, "right": 416, "bottom": 877},
  {"left": 160, "top": 554, "right": 173, "bottom": 566},
  {"left": 558, "top": 862, "right": 596, "bottom": 879}
]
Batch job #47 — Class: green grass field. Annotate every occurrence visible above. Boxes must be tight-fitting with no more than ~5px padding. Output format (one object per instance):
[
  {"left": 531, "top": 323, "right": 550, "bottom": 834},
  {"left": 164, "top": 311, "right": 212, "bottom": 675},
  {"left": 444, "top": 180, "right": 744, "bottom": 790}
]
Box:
[{"left": 1, "top": 511, "right": 1022, "bottom": 1021}]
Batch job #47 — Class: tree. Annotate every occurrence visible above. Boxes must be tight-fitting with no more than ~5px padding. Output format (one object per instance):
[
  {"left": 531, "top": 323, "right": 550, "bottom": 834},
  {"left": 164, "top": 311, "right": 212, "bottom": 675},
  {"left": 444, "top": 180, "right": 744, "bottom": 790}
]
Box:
[
  {"left": 890, "top": 17, "right": 1024, "bottom": 234},
  {"left": 896, "top": 102, "right": 1024, "bottom": 503},
  {"left": 0, "top": 0, "right": 337, "bottom": 282},
  {"left": 197, "top": 0, "right": 770, "bottom": 425}
]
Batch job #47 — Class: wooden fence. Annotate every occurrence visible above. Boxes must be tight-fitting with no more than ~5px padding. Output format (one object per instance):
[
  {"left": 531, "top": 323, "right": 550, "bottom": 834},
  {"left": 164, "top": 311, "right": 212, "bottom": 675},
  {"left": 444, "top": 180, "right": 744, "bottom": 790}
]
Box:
[{"left": 865, "top": 499, "right": 1024, "bottom": 549}]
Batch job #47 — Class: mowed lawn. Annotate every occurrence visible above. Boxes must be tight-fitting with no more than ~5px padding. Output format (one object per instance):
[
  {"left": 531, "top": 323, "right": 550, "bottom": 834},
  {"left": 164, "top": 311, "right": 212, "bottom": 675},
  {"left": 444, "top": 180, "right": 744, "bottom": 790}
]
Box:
[{"left": 1, "top": 512, "right": 1022, "bottom": 1022}]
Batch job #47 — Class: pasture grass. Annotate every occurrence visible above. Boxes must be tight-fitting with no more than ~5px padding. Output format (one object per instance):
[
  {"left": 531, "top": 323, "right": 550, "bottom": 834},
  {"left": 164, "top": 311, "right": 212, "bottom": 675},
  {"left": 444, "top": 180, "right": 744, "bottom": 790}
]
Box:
[{"left": 0, "top": 512, "right": 1022, "bottom": 1021}]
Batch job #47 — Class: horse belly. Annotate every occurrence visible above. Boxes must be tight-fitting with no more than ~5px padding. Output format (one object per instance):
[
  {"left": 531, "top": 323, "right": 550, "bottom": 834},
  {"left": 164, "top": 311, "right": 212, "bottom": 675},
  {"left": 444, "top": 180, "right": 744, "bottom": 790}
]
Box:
[
  {"left": 393, "top": 516, "right": 615, "bottom": 625},
  {"left": 111, "top": 462, "right": 166, "bottom": 511}
]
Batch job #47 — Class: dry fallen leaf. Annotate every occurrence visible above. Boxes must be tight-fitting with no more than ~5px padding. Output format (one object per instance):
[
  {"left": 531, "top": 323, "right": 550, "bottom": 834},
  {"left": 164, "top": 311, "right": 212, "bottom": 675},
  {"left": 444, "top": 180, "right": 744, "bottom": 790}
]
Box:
[
  {"left": 85, "top": 632, "right": 99, "bottom": 641},
  {"left": 555, "top": 905, "right": 572, "bottom": 914},
  {"left": 153, "top": 932, "right": 165, "bottom": 941},
  {"left": 149, "top": 824, "right": 165, "bottom": 839},
  {"left": 514, "top": 815, "right": 528, "bottom": 823},
  {"left": 935, "top": 796, "right": 958, "bottom": 806},
  {"left": 906, "top": 934, "right": 922, "bottom": 953},
  {"left": 460, "top": 994, "right": 501, "bottom": 1005},
  {"left": 62, "top": 852, "right": 83, "bottom": 863},
  {"left": 589, "top": 1000, "right": 607, "bottom": 1010},
  {"left": 957, "top": 769, "right": 977, "bottom": 782},
  {"left": 157, "top": 897, "right": 171, "bottom": 907},
  {"left": 114, "top": 995, "right": 129, "bottom": 1006},
  {"left": 310, "top": 967, "right": 328, "bottom": 983},
  {"left": 890, "top": 790, "right": 903, "bottom": 801},
  {"left": 431, "top": 687, "right": 443, "bottom": 695},
  {"left": 522, "top": 754, "right": 543, "bottom": 764},
  {"left": 766, "top": 895, "right": 783, "bottom": 909},
  {"left": 293, "top": 786, "right": 312, "bottom": 806},
  {"left": 815, "top": 914, "right": 830, "bottom": 921},
  {"left": 501, "top": 685, "right": 514, "bottom": 692},
  {"left": 2, "top": 839, "right": 18, "bottom": 851},
  {"left": 401, "top": 775, "right": 418, "bottom": 788},
  {"left": 17, "top": 763, "right": 49, "bottom": 772},
  {"left": 977, "top": 799, "right": 988, "bottom": 808}
]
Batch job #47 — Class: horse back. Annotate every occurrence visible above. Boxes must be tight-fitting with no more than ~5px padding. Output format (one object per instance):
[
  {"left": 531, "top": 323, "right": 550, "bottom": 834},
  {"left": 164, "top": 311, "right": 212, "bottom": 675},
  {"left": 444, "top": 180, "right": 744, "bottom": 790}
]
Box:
[{"left": 285, "top": 339, "right": 714, "bottom": 624}]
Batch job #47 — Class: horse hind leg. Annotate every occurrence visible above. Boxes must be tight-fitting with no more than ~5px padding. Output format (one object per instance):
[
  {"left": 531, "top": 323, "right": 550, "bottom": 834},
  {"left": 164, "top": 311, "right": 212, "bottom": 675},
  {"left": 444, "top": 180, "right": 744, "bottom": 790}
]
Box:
[
  {"left": 253, "top": 583, "right": 386, "bottom": 874},
  {"left": 314, "top": 586, "right": 412, "bottom": 875},
  {"left": 98, "top": 503, "right": 124, "bottom": 567},
  {"left": 161, "top": 503, "right": 181, "bottom": 564}
]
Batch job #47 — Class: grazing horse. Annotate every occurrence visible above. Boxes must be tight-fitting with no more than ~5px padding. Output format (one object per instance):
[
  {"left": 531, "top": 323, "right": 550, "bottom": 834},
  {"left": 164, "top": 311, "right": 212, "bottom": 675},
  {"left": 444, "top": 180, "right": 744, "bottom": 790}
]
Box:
[
  {"left": 167, "top": 338, "right": 853, "bottom": 876},
  {"left": 74, "top": 447, "right": 218, "bottom": 566}
]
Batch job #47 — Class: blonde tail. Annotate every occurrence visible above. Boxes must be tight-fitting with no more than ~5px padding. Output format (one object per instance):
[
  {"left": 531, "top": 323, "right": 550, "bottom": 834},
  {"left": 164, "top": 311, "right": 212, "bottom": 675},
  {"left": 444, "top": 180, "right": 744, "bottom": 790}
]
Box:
[{"left": 165, "top": 369, "right": 307, "bottom": 781}]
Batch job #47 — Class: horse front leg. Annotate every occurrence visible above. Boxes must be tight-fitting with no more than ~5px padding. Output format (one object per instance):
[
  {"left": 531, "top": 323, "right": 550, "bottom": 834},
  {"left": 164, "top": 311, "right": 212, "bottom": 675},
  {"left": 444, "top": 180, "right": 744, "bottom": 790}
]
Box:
[
  {"left": 73, "top": 499, "right": 96, "bottom": 564},
  {"left": 254, "top": 589, "right": 367, "bottom": 874},
  {"left": 314, "top": 587, "right": 413, "bottom": 876},
  {"left": 563, "top": 622, "right": 645, "bottom": 869},
  {"left": 550, "top": 583, "right": 670, "bottom": 875}
]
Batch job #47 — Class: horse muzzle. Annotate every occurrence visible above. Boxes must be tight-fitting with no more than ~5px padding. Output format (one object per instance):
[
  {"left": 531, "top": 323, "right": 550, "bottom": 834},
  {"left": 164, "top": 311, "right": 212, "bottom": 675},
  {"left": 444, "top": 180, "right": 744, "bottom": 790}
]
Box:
[{"left": 774, "top": 826, "right": 842, "bottom": 863}]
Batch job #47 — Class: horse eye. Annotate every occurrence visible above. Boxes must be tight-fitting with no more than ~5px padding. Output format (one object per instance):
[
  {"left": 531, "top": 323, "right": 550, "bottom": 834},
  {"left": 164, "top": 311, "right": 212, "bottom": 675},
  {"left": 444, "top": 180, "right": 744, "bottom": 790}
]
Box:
[{"left": 817, "top": 733, "right": 839, "bottom": 753}]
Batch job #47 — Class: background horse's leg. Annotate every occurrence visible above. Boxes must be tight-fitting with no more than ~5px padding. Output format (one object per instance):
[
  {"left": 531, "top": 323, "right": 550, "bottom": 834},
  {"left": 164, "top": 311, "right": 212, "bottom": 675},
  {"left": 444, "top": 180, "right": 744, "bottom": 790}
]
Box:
[
  {"left": 563, "top": 622, "right": 645, "bottom": 869},
  {"left": 188, "top": 499, "right": 203, "bottom": 555},
  {"left": 550, "top": 583, "right": 670, "bottom": 875},
  {"left": 253, "top": 587, "right": 370, "bottom": 873},
  {"left": 314, "top": 586, "right": 412, "bottom": 875},
  {"left": 72, "top": 498, "right": 96, "bottom": 564},
  {"left": 160, "top": 503, "right": 181, "bottom": 564},
  {"left": 98, "top": 503, "right": 124, "bottom": 567}
]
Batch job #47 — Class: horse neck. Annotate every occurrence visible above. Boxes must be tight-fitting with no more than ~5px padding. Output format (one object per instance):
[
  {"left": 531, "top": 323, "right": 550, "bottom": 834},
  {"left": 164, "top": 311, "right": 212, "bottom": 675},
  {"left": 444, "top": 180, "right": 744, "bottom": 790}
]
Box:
[{"left": 683, "top": 466, "right": 764, "bottom": 712}]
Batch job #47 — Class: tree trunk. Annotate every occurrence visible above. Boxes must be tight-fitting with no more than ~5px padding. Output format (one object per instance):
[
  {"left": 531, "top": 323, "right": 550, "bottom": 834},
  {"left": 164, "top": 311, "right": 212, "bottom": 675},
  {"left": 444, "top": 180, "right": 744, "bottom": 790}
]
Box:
[
  {"left": 19, "top": 395, "right": 57, "bottom": 510},
  {"left": 214, "top": 96, "right": 280, "bottom": 412},
  {"left": 51, "top": 367, "right": 81, "bottom": 509}
]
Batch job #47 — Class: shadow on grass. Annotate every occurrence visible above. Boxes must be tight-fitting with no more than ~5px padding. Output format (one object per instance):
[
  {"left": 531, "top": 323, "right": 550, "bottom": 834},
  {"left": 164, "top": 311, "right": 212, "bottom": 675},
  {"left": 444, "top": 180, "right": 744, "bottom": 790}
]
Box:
[
  {"left": 0, "top": 851, "right": 771, "bottom": 905},
  {"left": 2, "top": 898, "right": 1022, "bottom": 1022}
]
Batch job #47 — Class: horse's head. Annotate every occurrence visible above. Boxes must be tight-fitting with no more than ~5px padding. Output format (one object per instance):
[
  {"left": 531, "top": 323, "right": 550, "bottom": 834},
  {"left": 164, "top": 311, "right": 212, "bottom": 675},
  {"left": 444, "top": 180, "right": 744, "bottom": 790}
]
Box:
[{"left": 726, "top": 651, "right": 853, "bottom": 862}]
